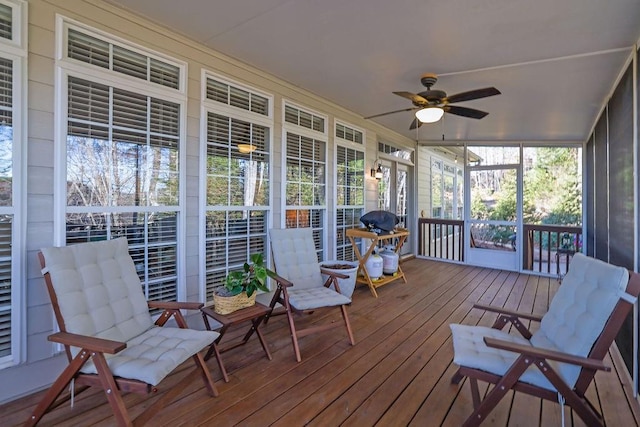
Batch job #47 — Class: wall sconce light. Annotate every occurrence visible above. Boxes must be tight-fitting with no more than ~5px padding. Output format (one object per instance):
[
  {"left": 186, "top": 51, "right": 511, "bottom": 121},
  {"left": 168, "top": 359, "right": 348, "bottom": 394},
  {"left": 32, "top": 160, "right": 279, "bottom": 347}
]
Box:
[{"left": 370, "top": 162, "right": 383, "bottom": 180}]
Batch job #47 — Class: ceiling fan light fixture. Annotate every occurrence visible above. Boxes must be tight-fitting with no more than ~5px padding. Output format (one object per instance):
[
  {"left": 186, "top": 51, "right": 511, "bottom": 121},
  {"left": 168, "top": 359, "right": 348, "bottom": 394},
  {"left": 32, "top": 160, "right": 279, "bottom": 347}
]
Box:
[
  {"left": 237, "top": 143, "right": 257, "bottom": 154},
  {"left": 415, "top": 107, "right": 444, "bottom": 123}
]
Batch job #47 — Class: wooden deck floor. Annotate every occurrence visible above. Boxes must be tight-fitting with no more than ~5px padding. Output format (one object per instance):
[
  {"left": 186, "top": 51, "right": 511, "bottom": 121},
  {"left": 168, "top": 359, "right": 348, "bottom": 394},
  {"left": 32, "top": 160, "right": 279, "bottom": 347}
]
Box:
[{"left": 4, "top": 259, "right": 640, "bottom": 426}]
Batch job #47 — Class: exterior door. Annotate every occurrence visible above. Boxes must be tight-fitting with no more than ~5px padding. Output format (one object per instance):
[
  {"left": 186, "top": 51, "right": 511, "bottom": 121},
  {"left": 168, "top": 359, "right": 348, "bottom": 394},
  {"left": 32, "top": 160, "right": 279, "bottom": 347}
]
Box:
[
  {"left": 465, "top": 161, "right": 521, "bottom": 271},
  {"left": 377, "top": 160, "right": 413, "bottom": 256}
]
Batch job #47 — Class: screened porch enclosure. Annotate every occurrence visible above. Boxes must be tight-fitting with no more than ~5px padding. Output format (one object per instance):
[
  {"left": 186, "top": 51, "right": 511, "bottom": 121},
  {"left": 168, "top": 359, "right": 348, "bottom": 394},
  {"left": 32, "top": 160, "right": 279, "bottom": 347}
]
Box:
[{"left": 421, "top": 144, "right": 582, "bottom": 276}]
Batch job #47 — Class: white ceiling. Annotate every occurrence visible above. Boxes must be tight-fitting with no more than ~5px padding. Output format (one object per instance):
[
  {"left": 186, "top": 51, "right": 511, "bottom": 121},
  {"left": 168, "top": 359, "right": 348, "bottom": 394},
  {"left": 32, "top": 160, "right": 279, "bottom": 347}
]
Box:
[{"left": 108, "top": 0, "right": 640, "bottom": 143}]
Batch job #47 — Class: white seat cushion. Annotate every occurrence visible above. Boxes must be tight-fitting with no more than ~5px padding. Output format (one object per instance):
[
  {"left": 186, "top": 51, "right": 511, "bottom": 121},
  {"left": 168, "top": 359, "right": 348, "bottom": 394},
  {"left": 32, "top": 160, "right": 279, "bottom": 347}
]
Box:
[
  {"left": 41, "top": 237, "right": 219, "bottom": 386},
  {"left": 41, "top": 238, "right": 154, "bottom": 344},
  {"left": 450, "top": 324, "right": 562, "bottom": 391},
  {"left": 80, "top": 325, "right": 218, "bottom": 386},
  {"left": 288, "top": 286, "right": 352, "bottom": 311}
]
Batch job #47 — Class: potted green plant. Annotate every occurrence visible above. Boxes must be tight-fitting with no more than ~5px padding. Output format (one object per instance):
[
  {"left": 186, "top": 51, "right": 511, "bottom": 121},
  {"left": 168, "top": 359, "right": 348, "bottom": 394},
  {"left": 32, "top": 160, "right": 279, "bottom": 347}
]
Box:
[{"left": 213, "top": 253, "right": 276, "bottom": 315}]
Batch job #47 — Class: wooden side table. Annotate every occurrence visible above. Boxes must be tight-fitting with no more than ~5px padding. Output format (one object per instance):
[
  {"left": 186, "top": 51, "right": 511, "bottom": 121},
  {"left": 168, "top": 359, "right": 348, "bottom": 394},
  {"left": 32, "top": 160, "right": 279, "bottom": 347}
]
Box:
[{"left": 201, "top": 302, "right": 272, "bottom": 382}]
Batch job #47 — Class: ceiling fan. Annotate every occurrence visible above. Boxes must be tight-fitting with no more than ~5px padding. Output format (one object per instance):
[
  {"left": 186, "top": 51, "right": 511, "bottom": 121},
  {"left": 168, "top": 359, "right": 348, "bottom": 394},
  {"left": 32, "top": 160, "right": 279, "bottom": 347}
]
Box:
[{"left": 365, "top": 73, "right": 501, "bottom": 130}]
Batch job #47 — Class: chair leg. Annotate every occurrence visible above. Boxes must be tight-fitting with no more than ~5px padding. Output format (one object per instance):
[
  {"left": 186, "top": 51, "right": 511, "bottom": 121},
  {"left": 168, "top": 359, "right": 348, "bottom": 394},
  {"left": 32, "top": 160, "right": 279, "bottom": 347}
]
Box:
[
  {"left": 25, "top": 349, "right": 92, "bottom": 426},
  {"left": 92, "top": 352, "right": 132, "bottom": 427},
  {"left": 451, "top": 368, "right": 465, "bottom": 384},
  {"left": 469, "top": 378, "right": 481, "bottom": 409},
  {"left": 463, "top": 355, "right": 532, "bottom": 427},
  {"left": 286, "top": 308, "right": 302, "bottom": 362},
  {"left": 278, "top": 287, "right": 302, "bottom": 362},
  {"left": 536, "top": 359, "right": 604, "bottom": 426},
  {"left": 340, "top": 305, "right": 355, "bottom": 345}
]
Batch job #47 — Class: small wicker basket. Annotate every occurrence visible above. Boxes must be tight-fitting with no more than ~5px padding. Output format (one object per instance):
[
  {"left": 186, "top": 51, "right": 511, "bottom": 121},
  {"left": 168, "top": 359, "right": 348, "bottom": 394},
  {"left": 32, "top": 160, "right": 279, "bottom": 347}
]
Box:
[{"left": 213, "top": 291, "right": 256, "bottom": 315}]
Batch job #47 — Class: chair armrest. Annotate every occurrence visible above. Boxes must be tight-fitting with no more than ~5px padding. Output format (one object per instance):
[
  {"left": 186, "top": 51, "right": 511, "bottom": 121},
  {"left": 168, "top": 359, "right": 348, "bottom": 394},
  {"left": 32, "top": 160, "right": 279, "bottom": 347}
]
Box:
[
  {"left": 48, "top": 332, "right": 126, "bottom": 354},
  {"left": 483, "top": 337, "right": 610, "bottom": 372},
  {"left": 474, "top": 303, "right": 544, "bottom": 322},
  {"left": 271, "top": 272, "right": 293, "bottom": 287},
  {"left": 148, "top": 301, "right": 204, "bottom": 311},
  {"left": 320, "top": 268, "right": 349, "bottom": 279}
]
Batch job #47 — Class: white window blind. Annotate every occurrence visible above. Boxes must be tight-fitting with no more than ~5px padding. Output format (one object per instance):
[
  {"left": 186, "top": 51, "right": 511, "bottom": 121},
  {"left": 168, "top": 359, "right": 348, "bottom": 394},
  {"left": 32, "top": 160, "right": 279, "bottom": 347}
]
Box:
[
  {"left": 206, "top": 112, "right": 269, "bottom": 206},
  {"left": 0, "top": 216, "right": 12, "bottom": 358},
  {"left": 204, "top": 210, "right": 268, "bottom": 301},
  {"left": 285, "top": 132, "right": 325, "bottom": 206},
  {"left": 285, "top": 130, "right": 326, "bottom": 260},
  {"left": 336, "top": 145, "right": 364, "bottom": 261},
  {"left": 284, "top": 104, "right": 324, "bottom": 133},
  {"left": 0, "top": 4, "right": 12, "bottom": 41},
  {"left": 206, "top": 77, "right": 269, "bottom": 116},
  {"left": 336, "top": 123, "right": 363, "bottom": 144},
  {"left": 203, "top": 92, "right": 272, "bottom": 301},
  {"left": 66, "top": 74, "right": 181, "bottom": 304},
  {"left": 67, "top": 28, "right": 181, "bottom": 90},
  {"left": 0, "top": 53, "right": 13, "bottom": 362}
]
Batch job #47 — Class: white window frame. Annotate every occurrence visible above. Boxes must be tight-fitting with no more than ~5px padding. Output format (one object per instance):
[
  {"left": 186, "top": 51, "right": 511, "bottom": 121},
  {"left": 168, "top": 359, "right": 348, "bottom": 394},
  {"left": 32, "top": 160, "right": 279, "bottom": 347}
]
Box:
[
  {"left": 0, "top": 0, "right": 27, "bottom": 370},
  {"left": 55, "top": 15, "right": 187, "bottom": 95},
  {"left": 199, "top": 70, "right": 274, "bottom": 302},
  {"left": 281, "top": 100, "right": 328, "bottom": 259},
  {"left": 54, "top": 16, "right": 188, "bottom": 303},
  {"left": 334, "top": 121, "right": 365, "bottom": 261}
]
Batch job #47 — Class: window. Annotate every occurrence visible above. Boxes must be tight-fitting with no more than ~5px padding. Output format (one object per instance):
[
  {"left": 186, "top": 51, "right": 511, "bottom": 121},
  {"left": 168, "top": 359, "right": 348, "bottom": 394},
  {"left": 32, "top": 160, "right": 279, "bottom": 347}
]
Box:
[
  {"left": 431, "top": 160, "right": 442, "bottom": 217},
  {"left": 335, "top": 123, "right": 364, "bottom": 261},
  {"left": 60, "top": 21, "right": 185, "bottom": 305},
  {"left": 336, "top": 122, "right": 363, "bottom": 144},
  {"left": 66, "top": 28, "right": 181, "bottom": 90},
  {"left": 284, "top": 104, "right": 324, "bottom": 132},
  {"left": 284, "top": 103, "right": 326, "bottom": 260},
  {"left": 378, "top": 142, "right": 412, "bottom": 160},
  {"left": 203, "top": 74, "right": 272, "bottom": 301},
  {"left": 431, "top": 155, "right": 463, "bottom": 220},
  {"left": 0, "top": 0, "right": 26, "bottom": 370}
]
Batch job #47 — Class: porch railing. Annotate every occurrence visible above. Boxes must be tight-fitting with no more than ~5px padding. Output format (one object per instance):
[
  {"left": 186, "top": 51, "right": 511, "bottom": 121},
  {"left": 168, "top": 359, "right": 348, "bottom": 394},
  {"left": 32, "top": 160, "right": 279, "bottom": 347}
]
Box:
[
  {"left": 417, "top": 218, "right": 464, "bottom": 262},
  {"left": 523, "top": 224, "right": 582, "bottom": 275},
  {"left": 418, "top": 218, "right": 582, "bottom": 275}
]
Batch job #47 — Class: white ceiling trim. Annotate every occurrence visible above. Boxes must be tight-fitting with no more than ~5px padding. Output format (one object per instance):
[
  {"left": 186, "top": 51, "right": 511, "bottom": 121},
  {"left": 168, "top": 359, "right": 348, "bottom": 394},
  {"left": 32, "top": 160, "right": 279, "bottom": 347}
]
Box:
[{"left": 439, "top": 46, "right": 635, "bottom": 77}]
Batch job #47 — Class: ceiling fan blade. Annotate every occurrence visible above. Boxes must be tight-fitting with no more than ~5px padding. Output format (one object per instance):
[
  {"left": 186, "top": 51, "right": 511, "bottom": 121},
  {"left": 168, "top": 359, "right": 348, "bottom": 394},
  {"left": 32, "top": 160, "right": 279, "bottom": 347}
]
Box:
[
  {"left": 444, "top": 105, "right": 489, "bottom": 119},
  {"left": 364, "top": 107, "right": 416, "bottom": 120},
  {"left": 444, "top": 87, "right": 501, "bottom": 104},
  {"left": 409, "top": 117, "right": 422, "bottom": 130},
  {"left": 393, "top": 91, "right": 428, "bottom": 105}
]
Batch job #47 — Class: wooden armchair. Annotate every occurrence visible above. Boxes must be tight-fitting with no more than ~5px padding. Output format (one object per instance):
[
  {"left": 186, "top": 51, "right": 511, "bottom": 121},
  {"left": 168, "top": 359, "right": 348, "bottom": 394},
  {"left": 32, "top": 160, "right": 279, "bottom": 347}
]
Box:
[
  {"left": 262, "top": 228, "right": 355, "bottom": 362},
  {"left": 26, "top": 238, "right": 225, "bottom": 427},
  {"left": 449, "top": 253, "right": 640, "bottom": 426}
]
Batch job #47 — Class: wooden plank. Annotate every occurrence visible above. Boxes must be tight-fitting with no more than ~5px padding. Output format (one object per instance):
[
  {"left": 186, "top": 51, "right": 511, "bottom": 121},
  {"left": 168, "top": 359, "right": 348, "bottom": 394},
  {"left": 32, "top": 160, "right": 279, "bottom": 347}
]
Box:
[
  {"left": 507, "top": 274, "right": 543, "bottom": 426},
  {"left": 595, "top": 351, "right": 638, "bottom": 426}
]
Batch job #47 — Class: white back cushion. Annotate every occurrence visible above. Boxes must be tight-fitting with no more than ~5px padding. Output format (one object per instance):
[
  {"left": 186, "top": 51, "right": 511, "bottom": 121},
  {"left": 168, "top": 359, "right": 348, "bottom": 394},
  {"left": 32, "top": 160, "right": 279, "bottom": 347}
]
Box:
[
  {"left": 270, "top": 228, "right": 325, "bottom": 289},
  {"left": 41, "top": 237, "right": 153, "bottom": 343},
  {"left": 531, "top": 252, "right": 628, "bottom": 356}
]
